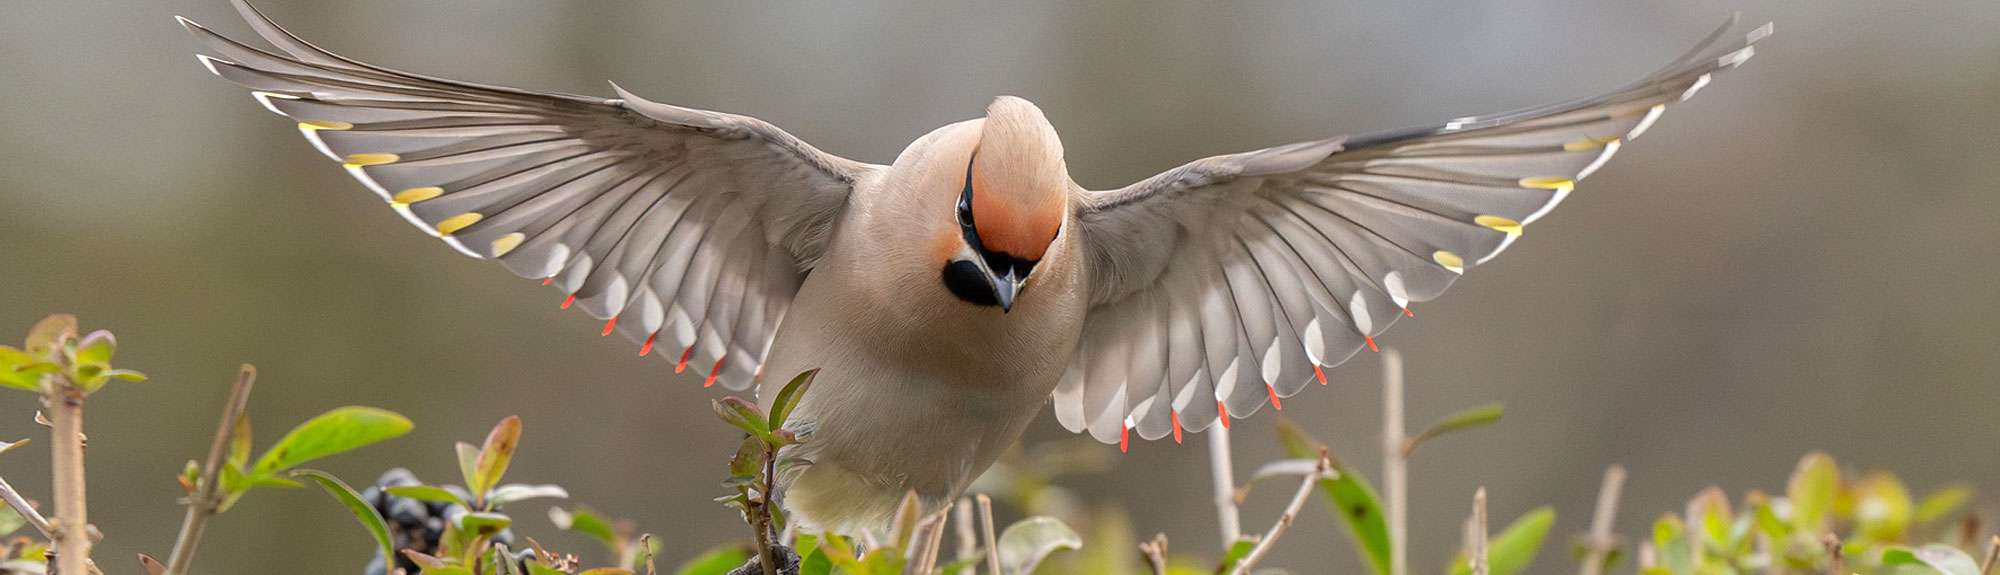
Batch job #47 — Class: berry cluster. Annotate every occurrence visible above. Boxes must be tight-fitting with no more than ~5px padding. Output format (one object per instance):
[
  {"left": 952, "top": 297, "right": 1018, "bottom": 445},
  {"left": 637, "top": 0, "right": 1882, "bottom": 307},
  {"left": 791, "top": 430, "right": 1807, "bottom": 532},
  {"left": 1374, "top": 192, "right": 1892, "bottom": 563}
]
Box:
[{"left": 358, "top": 469, "right": 527, "bottom": 575}]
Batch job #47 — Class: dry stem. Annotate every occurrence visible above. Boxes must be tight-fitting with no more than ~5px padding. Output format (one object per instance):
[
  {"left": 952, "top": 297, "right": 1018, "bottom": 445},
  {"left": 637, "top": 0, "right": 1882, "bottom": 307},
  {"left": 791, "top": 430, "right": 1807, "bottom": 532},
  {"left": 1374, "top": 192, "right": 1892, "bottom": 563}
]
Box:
[
  {"left": 163, "top": 364, "right": 256, "bottom": 575},
  {"left": 1578, "top": 465, "right": 1627, "bottom": 575},
  {"left": 953, "top": 498, "right": 977, "bottom": 574},
  {"left": 1207, "top": 421, "right": 1241, "bottom": 547},
  {"left": 1381, "top": 348, "right": 1407, "bottom": 575},
  {"left": 1469, "top": 487, "right": 1489, "bottom": 575},
  {"left": 1980, "top": 535, "right": 1997, "bottom": 575},
  {"left": 977, "top": 494, "right": 1000, "bottom": 575},
  {"left": 47, "top": 385, "right": 90, "bottom": 575},
  {"left": 1821, "top": 533, "right": 1843, "bottom": 575},
  {"left": 0, "top": 475, "right": 52, "bottom": 540},
  {"left": 1138, "top": 533, "right": 1169, "bottom": 575},
  {"left": 1230, "top": 450, "right": 1329, "bottom": 575}
]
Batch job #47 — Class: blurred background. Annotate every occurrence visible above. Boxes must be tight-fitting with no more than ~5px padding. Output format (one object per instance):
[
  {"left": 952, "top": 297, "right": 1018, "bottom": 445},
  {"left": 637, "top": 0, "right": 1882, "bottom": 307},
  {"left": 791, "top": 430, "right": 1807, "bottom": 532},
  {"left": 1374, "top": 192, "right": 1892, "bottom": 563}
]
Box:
[{"left": 3, "top": 0, "right": 1997, "bottom": 572}]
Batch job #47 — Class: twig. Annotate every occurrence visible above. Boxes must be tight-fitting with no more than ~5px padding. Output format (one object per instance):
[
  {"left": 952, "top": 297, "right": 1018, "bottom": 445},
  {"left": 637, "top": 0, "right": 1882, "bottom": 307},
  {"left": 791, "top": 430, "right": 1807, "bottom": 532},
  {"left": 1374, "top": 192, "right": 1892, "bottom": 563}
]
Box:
[
  {"left": 1579, "top": 465, "right": 1626, "bottom": 575},
  {"left": 917, "top": 511, "right": 949, "bottom": 574},
  {"left": 47, "top": 383, "right": 90, "bottom": 575},
  {"left": 1821, "top": 533, "right": 1843, "bottom": 575},
  {"left": 0, "top": 475, "right": 52, "bottom": 540},
  {"left": 1381, "top": 348, "right": 1407, "bottom": 575},
  {"left": 1980, "top": 535, "right": 1997, "bottom": 575},
  {"left": 1138, "top": 533, "right": 1169, "bottom": 575},
  {"left": 163, "top": 364, "right": 256, "bottom": 575},
  {"left": 977, "top": 494, "right": 1000, "bottom": 575},
  {"left": 1207, "top": 420, "right": 1241, "bottom": 548},
  {"left": 954, "top": 498, "right": 977, "bottom": 575},
  {"left": 1469, "top": 488, "right": 1489, "bottom": 575},
  {"left": 751, "top": 448, "right": 778, "bottom": 575},
  {"left": 1230, "top": 450, "right": 1329, "bottom": 575}
]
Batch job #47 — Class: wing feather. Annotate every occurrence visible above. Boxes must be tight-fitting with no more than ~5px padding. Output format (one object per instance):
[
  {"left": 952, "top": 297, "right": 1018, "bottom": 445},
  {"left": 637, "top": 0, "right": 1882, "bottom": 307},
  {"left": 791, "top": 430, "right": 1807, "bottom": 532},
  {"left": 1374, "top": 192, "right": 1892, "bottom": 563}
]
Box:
[{"left": 1055, "top": 19, "right": 1769, "bottom": 445}]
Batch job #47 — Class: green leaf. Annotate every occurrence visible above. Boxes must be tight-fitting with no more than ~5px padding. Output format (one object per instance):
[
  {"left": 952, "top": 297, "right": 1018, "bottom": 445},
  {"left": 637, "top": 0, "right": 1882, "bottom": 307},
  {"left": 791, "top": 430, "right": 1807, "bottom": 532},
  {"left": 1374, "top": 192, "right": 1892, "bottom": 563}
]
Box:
[
  {"left": 471, "top": 416, "right": 523, "bottom": 502},
  {"left": 292, "top": 469, "right": 397, "bottom": 564},
  {"left": 388, "top": 485, "right": 471, "bottom": 508},
  {"left": 73, "top": 330, "right": 114, "bottom": 367},
  {"left": 456, "top": 511, "right": 512, "bottom": 536},
  {"left": 0, "top": 346, "right": 54, "bottom": 392},
  {"left": 1001, "top": 516, "right": 1086, "bottom": 574},
  {"left": 767, "top": 369, "right": 819, "bottom": 430},
  {"left": 1449, "top": 507, "right": 1555, "bottom": 575},
  {"left": 1276, "top": 418, "right": 1390, "bottom": 575},
  {"left": 1881, "top": 544, "right": 1981, "bottom": 575},
  {"left": 488, "top": 484, "right": 568, "bottom": 507},
  {"left": 102, "top": 368, "right": 147, "bottom": 382},
  {"left": 713, "top": 397, "right": 772, "bottom": 441},
  {"left": 1786, "top": 452, "right": 1838, "bottom": 535},
  {"left": 674, "top": 546, "right": 749, "bottom": 575},
  {"left": 421, "top": 567, "right": 475, "bottom": 575},
  {"left": 1404, "top": 403, "right": 1503, "bottom": 455},
  {"left": 549, "top": 506, "right": 619, "bottom": 553},
  {"left": 227, "top": 414, "right": 252, "bottom": 471},
  {"left": 1651, "top": 514, "right": 1692, "bottom": 575},
  {"left": 1914, "top": 485, "right": 1972, "bottom": 524},
  {"left": 799, "top": 546, "right": 833, "bottom": 575},
  {"left": 251, "top": 406, "right": 413, "bottom": 476},
  {"left": 1215, "top": 537, "right": 1258, "bottom": 573},
  {"left": 526, "top": 561, "right": 567, "bottom": 575},
  {"left": 1851, "top": 471, "right": 1914, "bottom": 543},
  {"left": 456, "top": 441, "right": 481, "bottom": 492},
  {"left": 0, "top": 505, "right": 24, "bottom": 537},
  {"left": 23, "top": 314, "right": 76, "bottom": 360}
]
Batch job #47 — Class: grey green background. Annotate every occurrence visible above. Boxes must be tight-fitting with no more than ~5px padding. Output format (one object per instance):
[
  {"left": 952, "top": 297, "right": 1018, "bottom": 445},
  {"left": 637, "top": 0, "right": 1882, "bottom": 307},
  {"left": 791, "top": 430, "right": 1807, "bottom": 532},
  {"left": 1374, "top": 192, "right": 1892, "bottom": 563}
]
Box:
[{"left": 3, "top": 1, "right": 1996, "bottom": 573}]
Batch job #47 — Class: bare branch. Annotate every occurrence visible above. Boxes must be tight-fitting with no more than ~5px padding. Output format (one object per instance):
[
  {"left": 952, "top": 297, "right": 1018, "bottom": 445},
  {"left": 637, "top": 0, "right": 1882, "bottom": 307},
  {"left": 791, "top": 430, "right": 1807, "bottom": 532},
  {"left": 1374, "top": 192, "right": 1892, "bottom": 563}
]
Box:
[
  {"left": 977, "top": 494, "right": 1001, "bottom": 575},
  {"left": 1469, "top": 487, "right": 1489, "bottom": 575},
  {"left": 0, "top": 475, "right": 51, "bottom": 540},
  {"left": 1138, "top": 532, "right": 1169, "bottom": 575},
  {"left": 1230, "top": 451, "right": 1329, "bottom": 575},
  {"left": 1821, "top": 533, "right": 1843, "bottom": 575},
  {"left": 1980, "top": 535, "right": 1997, "bottom": 575},
  {"left": 163, "top": 364, "right": 256, "bottom": 575},
  {"left": 1208, "top": 422, "right": 1241, "bottom": 547},
  {"left": 1382, "top": 348, "right": 1407, "bottom": 575},
  {"left": 954, "top": 498, "right": 978, "bottom": 575},
  {"left": 1579, "top": 465, "right": 1627, "bottom": 575},
  {"left": 47, "top": 384, "right": 91, "bottom": 575}
]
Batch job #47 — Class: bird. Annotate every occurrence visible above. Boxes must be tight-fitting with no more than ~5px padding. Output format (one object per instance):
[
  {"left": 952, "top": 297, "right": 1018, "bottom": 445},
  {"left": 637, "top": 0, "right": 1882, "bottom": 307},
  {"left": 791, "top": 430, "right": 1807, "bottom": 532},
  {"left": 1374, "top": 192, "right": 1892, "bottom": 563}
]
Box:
[{"left": 181, "top": 1, "right": 1769, "bottom": 534}]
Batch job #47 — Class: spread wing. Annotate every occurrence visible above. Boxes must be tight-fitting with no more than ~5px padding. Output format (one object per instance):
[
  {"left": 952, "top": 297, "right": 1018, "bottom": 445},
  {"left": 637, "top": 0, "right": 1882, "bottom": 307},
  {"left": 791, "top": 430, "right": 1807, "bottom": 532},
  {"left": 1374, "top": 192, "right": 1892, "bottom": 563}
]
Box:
[
  {"left": 181, "top": 0, "right": 880, "bottom": 390},
  {"left": 1056, "top": 20, "right": 1770, "bottom": 446}
]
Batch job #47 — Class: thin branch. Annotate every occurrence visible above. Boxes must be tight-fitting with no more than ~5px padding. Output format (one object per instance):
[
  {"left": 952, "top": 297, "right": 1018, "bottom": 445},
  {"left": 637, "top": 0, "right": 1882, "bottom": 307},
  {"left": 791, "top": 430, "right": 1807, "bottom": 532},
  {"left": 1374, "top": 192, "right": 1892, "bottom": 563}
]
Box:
[
  {"left": 1821, "top": 533, "right": 1843, "bottom": 575},
  {"left": 163, "top": 364, "right": 256, "bottom": 575},
  {"left": 1230, "top": 450, "right": 1329, "bottom": 575},
  {"left": 1579, "top": 465, "right": 1627, "bottom": 575},
  {"left": 954, "top": 498, "right": 977, "bottom": 575},
  {"left": 1980, "top": 535, "right": 1997, "bottom": 575},
  {"left": 1208, "top": 416, "right": 1241, "bottom": 547},
  {"left": 752, "top": 449, "right": 777, "bottom": 575},
  {"left": 977, "top": 494, "right": 1000, "bottom": 575},
  {"left": 47, "top": 385, "right": 91, "bottom": 575},
  {"left": 1138, "top": 533, "right": 1169, "bottom": 575},
  {"left": 916, "top": 511, "right": 949, "bottom": 574},
  {"left": 1469, "top": 487, "right": 1489, "bottom": 575},
  {"left": 0, "top": 475, "right": 52, "bottom": 540},
  {"left": 1381, "top": 348, "right": 1408, "bottom": 575}
]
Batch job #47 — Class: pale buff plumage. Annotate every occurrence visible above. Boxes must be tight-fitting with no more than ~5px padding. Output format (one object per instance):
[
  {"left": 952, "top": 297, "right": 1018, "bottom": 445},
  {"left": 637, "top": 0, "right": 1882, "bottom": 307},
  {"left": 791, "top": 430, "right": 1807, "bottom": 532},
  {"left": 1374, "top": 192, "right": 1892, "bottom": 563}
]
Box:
[{"left": 185, "top": 1, "right": 1768, "bottom": 534}]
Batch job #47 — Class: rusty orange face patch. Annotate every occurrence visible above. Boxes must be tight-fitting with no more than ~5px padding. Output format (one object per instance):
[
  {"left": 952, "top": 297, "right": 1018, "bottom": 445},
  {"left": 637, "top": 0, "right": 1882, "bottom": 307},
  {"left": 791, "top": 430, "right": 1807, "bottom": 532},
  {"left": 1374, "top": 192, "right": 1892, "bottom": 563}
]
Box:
[{"left": 967, "top": 149, "right": 1063, "bottom": 262}]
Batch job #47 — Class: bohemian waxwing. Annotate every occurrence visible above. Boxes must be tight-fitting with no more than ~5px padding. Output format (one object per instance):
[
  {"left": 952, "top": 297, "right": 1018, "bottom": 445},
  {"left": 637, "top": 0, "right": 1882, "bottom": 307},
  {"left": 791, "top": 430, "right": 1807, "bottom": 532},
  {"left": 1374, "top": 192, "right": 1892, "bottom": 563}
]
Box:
[{"left": 181, "top": 1, "right": 1769, "bottom": 533}]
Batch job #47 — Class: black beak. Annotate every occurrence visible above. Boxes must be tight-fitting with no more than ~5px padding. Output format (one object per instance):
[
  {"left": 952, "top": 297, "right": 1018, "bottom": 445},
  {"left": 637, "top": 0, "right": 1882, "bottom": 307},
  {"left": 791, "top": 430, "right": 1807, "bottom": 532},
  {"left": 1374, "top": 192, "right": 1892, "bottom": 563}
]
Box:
[{"left": 989, "top": 268, "right": 1027, "bottom": 313}]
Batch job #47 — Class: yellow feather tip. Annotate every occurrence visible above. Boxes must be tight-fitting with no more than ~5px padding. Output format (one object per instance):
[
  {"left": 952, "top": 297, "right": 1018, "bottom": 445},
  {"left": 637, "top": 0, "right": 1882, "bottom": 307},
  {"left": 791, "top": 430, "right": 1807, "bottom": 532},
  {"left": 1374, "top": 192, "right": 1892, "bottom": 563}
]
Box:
[
  {"left": 490, "top": 233, "right": 525, "bottom": 257},
  {"left": 436, "top": 213, "right": 482, "bottom": 236},
  {"left": 1432, "top": 250, "right": 1465, "bottom": 274},
  {"left": 1518, "top": 176, "right": 1575, "bottom": 192},
  {"left": 1474, "top": 215, "right": 1523, "bottom": 236},
  {"left": 392, "top": 187, "right": 443, "bottom": 205},
  {"left": 297, "top": 120, "right": 353, "bottom": 131},
  {"left": 342, "top": 153, "right": 399, "bottom": 168}
]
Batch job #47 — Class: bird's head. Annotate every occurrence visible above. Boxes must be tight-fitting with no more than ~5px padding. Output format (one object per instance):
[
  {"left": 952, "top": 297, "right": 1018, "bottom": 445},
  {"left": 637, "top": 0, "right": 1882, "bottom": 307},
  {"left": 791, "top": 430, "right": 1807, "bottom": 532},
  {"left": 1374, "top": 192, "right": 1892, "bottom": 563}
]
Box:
[{"left": 939, "top": 96, "right": 1069, "bottom": 312}]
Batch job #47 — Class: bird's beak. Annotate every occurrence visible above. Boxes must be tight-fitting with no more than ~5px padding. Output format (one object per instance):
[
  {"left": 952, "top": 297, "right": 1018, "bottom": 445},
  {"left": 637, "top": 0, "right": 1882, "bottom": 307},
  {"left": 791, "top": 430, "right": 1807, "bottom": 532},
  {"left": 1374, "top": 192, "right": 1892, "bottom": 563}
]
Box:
[{"left": 990, "top": 268, "right": 1027, "bottom": 313}]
